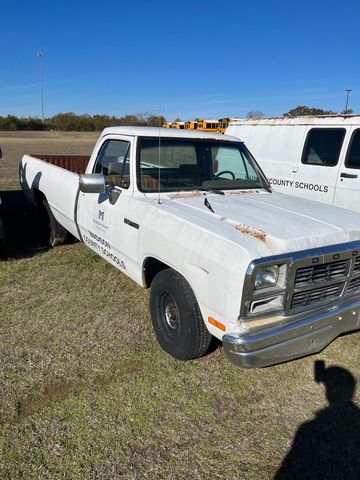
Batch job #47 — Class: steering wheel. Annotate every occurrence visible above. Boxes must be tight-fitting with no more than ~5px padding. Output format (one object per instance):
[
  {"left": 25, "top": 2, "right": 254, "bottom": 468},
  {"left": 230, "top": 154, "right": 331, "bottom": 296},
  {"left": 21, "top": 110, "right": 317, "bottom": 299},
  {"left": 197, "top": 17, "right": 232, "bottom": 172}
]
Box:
[{"left": 213, "top": 170, "right": 235, "bottom": 180}]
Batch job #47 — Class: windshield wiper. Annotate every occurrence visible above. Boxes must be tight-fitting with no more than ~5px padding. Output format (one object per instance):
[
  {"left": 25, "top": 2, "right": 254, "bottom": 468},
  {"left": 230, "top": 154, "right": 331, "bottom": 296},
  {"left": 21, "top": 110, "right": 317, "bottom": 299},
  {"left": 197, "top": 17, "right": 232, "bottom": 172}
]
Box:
[
  {"left": 181, "top": 183, "right": 219, "bottom": 214},
  {"left": 261, "top": 184, "right": 272, "bottom": 193},
  {"left": 204, "top": 197, "right": 215, "bottom": 213},
  {"left": 183, "top": 183, "right": 225, "bottom": 195}
]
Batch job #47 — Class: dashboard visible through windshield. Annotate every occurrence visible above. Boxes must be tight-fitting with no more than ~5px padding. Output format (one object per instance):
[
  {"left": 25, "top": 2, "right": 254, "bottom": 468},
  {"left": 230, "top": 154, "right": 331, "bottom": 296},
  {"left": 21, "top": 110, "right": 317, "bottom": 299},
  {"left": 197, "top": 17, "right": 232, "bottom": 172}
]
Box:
[{"left": 138, "top": 138, "right": 268, "bottom": 192}]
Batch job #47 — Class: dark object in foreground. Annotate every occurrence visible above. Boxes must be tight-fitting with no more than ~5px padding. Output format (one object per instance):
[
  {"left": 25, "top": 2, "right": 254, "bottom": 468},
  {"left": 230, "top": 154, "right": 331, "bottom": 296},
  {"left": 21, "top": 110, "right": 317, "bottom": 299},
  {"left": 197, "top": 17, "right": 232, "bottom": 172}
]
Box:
[{"left": 275, "top": 363, "right": 360, "bottom": 479}]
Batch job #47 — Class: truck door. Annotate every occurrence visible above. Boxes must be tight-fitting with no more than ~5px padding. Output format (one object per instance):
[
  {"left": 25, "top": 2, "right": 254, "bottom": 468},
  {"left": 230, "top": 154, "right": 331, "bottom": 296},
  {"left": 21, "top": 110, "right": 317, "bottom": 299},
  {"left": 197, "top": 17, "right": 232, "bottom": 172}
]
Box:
[
  {"left": 76, "top": 136, "right": 134, "bottom": 274},
  {"left": 333, "top": 127, "right": 360, "bottom": 213},
  {"left": 292, "top": 127, "right": 345, "bottom": 205}
]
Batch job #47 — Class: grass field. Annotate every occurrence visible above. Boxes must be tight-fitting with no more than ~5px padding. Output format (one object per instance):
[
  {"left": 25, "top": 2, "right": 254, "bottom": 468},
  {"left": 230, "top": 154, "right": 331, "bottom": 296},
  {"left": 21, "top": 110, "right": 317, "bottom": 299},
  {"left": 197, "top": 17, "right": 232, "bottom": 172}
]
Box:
[{"left": 1, "top": 131, "right": 360, "bottom": 479}]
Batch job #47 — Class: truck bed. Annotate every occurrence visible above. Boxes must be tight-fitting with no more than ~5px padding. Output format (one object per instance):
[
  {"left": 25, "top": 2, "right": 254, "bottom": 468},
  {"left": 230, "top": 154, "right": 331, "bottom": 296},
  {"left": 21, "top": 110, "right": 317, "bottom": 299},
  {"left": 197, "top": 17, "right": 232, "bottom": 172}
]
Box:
[
  {"left": 21, "top": 154, "right": 90, "bottom": 239},
  {"left": 30, "top": 155, "right": 90, "bottom": 175}
]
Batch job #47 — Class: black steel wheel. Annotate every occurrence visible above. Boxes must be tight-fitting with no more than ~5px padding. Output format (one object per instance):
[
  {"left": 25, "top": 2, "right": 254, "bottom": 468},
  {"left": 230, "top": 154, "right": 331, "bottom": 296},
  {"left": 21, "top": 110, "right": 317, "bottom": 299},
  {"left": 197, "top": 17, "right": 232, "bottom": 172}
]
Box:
[{"left": 150, "top": 268, "right": 212, "bottom": 360}]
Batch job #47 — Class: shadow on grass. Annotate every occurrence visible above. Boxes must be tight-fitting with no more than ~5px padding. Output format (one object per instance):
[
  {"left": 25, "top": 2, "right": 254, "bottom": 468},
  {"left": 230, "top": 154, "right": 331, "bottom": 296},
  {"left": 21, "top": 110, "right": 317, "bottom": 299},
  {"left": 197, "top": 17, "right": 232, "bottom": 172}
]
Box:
[
  {"left": 0, "top": 190, "right": 49, "bottom": 259},
  {"left": 275, "top": 361, "right": 360, "bottom": 479}
]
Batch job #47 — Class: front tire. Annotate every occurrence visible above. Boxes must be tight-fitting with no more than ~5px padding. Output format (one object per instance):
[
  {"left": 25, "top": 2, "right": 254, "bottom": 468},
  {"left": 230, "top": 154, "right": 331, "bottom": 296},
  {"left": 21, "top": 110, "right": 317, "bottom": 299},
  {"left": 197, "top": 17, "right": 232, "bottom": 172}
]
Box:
[{"left": 150, "top": 268, "right": 212, "bottom": 360}]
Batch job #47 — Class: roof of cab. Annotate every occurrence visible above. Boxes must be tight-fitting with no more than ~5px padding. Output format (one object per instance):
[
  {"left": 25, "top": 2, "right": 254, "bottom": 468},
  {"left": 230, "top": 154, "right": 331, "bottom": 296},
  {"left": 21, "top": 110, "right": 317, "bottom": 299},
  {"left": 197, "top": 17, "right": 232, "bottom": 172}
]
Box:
[{"left": 101, "top": 126, "right": 240, "bottom": 142}]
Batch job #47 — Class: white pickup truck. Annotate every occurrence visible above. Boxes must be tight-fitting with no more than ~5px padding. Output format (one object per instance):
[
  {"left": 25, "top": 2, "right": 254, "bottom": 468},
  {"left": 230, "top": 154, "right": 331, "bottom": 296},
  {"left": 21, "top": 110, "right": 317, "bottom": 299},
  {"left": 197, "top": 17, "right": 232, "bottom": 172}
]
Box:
[{"left": 20, "top": 127, "right": 360, "bottom": 368}]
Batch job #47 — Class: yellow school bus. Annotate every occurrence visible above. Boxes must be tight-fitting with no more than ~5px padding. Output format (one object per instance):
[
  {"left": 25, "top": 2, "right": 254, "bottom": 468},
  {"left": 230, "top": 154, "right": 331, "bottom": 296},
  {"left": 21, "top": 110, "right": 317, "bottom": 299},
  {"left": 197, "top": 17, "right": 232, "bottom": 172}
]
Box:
[
  {"left": 185, "top": 121, "right": 198, "bottom": 130},
  {"left": 170, "top": 121, "right": 186, "bottom": 129},
  {"left": 218, "top": 118, "right": 241, "bottom": 133},
  {"left": 162, "top": 122, "right": 172, "bottom": 128},
  {"left": 197, "top": 119, "right": 219, "bottom": 132}
]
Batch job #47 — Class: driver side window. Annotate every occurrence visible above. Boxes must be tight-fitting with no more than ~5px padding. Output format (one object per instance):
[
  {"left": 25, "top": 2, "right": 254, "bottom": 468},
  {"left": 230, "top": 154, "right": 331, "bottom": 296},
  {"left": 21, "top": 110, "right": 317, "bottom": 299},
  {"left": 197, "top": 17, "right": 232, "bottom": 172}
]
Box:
[{"left": 94, "top": 139, "right": 131, "bottom": 189}]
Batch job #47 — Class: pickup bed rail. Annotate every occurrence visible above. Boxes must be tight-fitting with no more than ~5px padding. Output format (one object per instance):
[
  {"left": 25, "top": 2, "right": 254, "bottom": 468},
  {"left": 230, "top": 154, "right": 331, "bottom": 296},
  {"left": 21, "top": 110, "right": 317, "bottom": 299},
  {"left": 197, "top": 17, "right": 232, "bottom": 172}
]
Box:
[{"left": 29, "top": 155, "right": 90, "bottom": 175}]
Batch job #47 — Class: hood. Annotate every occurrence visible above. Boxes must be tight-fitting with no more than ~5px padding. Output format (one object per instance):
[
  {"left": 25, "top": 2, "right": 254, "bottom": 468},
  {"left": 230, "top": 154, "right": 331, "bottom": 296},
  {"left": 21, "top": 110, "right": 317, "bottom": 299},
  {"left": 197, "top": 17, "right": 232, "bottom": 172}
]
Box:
[{"left": 163, "top": 190, "right": 360, "bottom": 256}]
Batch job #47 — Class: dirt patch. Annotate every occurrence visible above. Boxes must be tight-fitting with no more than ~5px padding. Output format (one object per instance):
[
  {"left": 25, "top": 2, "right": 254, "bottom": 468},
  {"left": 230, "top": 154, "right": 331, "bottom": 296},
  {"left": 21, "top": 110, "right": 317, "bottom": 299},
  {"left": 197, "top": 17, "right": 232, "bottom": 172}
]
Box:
[
  {"left": 16, "top": 381, "right": 76, "bottom": 421},
  {"left": 93, "top": 359, "right": 143, "bottom": 387},
  {"left": 11, "top": 359, "right": 144, "bottom": 424}
]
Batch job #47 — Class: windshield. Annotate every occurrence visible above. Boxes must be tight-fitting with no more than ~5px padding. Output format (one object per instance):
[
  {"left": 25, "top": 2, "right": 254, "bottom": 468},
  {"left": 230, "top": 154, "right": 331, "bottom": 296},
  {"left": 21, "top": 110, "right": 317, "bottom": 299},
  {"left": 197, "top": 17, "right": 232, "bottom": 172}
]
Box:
[{"left": 138, "top": 138, "right": 268, "bottom": 192}]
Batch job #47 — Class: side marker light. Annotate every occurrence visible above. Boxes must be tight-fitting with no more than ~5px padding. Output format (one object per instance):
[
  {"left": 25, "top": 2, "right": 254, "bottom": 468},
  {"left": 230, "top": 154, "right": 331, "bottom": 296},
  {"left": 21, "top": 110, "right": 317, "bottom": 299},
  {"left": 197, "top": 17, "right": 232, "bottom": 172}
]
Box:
[{"left": 208, "top": 317, "right": 226, "bottom": 331}]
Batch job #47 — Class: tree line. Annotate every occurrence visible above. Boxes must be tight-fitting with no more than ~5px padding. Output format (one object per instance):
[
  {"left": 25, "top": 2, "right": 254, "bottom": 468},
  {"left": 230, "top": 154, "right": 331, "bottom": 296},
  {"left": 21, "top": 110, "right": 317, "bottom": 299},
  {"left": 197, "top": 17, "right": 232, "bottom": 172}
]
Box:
[
  {"left": 0, "top": 113, "right": 166, "bottom": 131},
  {"left": 0, "top": 106, "right": 356, "bottom": 131}
]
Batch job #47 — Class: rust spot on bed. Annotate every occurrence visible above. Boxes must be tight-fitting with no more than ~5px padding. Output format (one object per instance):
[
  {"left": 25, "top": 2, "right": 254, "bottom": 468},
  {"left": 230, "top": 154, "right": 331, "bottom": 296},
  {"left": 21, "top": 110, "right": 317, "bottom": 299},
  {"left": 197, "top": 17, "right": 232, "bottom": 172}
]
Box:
[
  {"left": 171, "top": 192, "right": 204, "bottom": 199},
  {"left": 218, "top": 216, "right": 227, "bottom": 221},
  {"left": 235, "top": 224, "right": 267, "bottom": 242}
]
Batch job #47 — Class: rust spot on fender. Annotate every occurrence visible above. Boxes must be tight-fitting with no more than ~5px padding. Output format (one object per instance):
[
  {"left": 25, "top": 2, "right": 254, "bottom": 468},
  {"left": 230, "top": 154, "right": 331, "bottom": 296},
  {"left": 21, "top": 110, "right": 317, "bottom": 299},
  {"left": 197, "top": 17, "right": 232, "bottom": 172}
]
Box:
[{"left": 235, "top": 224, "right": 267, "bottom": 242}]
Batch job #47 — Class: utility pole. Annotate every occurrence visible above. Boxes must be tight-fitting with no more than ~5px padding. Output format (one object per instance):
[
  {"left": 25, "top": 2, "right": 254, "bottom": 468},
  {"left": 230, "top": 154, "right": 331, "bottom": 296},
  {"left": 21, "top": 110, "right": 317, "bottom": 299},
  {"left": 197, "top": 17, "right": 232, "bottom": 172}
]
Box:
[
  {"left": 345, "top": 89, "right": 352, "bottom": 112},
  {"left": 37, "top": 51, "right": 45, "bottom": 123}
]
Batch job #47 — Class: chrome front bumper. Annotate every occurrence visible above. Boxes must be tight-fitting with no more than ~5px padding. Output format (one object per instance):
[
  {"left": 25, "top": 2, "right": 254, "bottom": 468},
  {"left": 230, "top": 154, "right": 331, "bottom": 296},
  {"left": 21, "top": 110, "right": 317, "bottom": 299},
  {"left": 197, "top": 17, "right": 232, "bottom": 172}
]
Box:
[{"left": 223, "top": 298, "right": 360, "bottom": 368}]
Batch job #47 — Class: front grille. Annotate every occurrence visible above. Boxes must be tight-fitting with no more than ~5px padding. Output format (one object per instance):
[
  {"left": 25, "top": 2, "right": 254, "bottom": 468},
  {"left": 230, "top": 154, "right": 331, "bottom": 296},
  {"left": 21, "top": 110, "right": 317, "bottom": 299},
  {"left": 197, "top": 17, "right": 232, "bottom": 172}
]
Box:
[
  {"left": 243, "top": 242, "right": 360, "bottom": 320},
  {"left": 289, "top": 249, "right": 360, "bottom": 312},
  {"left": 291, "top": 283, "right": 345, "bottom": 309},
  {"left": 348, "top": 276, "right": 360, "bottom": 293},
  {"left": 295, "top": 260, "right": 349, "bottom": 287},
  {"left": 353, "top": 256, "right": 360, "bottom": 274}
]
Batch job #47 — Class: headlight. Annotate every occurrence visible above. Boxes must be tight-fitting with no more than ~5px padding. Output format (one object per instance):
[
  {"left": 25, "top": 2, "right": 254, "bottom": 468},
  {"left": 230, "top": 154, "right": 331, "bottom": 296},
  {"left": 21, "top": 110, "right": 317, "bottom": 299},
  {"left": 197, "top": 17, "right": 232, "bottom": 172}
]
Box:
[
  {"left": 241, "top": 261, "right": 289, "bottom": 318},
  {"left": 255, "top": 266, "right": 279, "bottom": 289}
]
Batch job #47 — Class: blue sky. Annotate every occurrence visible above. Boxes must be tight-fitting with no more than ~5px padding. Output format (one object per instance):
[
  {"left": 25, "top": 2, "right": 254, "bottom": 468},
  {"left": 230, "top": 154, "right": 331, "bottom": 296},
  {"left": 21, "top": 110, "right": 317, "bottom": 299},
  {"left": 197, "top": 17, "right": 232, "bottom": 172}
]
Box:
[{"left": 1, "top": 0, "right": 359, "bottom": 120}]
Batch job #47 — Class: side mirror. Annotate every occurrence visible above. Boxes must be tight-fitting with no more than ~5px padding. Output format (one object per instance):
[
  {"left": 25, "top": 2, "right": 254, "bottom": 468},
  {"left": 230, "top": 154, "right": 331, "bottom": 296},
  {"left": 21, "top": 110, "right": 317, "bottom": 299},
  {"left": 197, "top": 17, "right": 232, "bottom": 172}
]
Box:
[{"left": 79, "top": 174, "right": 106, "bottom": 193}]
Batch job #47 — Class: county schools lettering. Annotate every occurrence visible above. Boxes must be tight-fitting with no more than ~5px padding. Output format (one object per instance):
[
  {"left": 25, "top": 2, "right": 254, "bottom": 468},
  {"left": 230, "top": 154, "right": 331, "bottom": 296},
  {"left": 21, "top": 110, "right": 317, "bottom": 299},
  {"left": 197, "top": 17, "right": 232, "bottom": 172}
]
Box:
[{"left": 268, "top": 178, "right": 329, "bottom": 193}]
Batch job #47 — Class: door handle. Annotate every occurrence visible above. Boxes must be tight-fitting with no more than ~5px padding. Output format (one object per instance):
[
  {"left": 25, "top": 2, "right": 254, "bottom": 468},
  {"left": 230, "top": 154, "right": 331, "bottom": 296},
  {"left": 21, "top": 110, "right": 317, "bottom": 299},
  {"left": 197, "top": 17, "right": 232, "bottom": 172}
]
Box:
[{"left": 340, "top": 172, "right": 358, "bottom": 179}]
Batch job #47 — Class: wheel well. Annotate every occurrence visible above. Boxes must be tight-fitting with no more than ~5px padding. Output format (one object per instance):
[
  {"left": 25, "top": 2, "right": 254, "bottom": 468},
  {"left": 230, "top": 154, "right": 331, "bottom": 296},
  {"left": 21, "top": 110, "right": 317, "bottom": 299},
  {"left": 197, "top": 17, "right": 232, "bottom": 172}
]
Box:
[{"left": 143, "top": 257, "right": 170, "bottom": 288}]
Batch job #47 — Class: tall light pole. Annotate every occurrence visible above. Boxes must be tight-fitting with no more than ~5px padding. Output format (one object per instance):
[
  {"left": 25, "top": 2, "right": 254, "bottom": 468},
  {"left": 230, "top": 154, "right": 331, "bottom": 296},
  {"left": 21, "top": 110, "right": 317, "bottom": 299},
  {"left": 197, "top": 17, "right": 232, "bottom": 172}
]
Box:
[
  {"left": 345, "top": 89, "right": 352, "bottom": 112},
  {"left": 37, "top": 51, "right": 45, "bottom": 123}
]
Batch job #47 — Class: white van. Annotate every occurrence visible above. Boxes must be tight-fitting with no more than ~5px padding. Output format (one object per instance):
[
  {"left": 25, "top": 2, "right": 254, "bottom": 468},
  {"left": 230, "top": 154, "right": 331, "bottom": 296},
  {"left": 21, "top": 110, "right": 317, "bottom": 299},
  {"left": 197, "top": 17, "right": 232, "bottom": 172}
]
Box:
[{"left": 226, "top": 115, "right": 360, "bottom": 213}]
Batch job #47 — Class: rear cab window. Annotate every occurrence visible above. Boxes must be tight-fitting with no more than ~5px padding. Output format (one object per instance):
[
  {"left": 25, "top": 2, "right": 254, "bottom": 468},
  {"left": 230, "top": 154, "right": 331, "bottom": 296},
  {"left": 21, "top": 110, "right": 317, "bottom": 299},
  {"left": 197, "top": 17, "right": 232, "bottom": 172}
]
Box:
[{"left": 301, "top": 128, "right": 345, "bottom": 167}]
